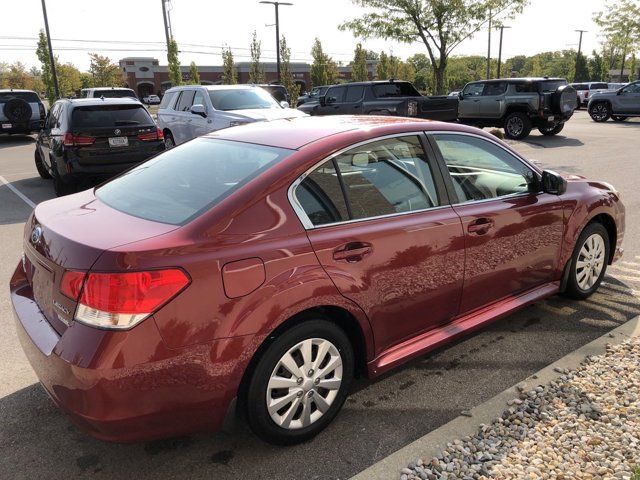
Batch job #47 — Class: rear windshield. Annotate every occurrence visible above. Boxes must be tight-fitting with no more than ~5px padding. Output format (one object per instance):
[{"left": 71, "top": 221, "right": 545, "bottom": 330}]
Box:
[
  {"left": 590, "top": 83, "right": 608, "bottom": 90},
  {"left": 209, "top": 88, "right": 280, "bottom": 111},
  {"left": 539, "top": 80, "right": 567, "bottom": 92},
  {"left": 71, "top": 105, "right": 153, "bottom": 128},
  {"left": 572, "top": 84, "right": 588, "bottom": 90},
  {"left": 96, "top": 138, "right": 293, "bottom": 225},
  {"left": 0, "top": 92, "right": 40, "bottom": 102},
  {"left": 92, "top": 89, "right": 137, "bottom": 99},
  {"left": 372, "top": 82, "right": 421, "bottom": 98}
]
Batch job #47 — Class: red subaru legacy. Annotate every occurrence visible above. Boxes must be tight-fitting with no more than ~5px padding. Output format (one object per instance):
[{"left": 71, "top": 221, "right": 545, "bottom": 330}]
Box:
[{"left": 10, "top": 116, "right": 624, "bottom": 445}]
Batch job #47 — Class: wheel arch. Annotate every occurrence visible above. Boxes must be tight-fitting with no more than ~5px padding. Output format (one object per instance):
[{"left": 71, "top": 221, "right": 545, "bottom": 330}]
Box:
[{"left": 588, "top": 213, "right": 617, "bottom": 264}]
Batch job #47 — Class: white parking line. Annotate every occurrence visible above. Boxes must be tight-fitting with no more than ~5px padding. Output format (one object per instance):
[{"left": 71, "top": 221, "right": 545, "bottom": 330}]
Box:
[{"left": 0, "top": 175, "right": 36, "bottom": 209}]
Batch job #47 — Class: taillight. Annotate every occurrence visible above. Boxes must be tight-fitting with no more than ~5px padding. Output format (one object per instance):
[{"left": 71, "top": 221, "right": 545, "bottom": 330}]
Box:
[
  {"left": 60, "top": 269, "right": 190, "bottom": 329},
  {"left": 60, "top": 270, "right": 86, "bottom": 300},
  {"left": 39, "top": 103, "right": 46, "bottom": 119},
  {"left": 137, "top": 128, "right": 164, "bottom": 141},
  {"left": 63, "top": 133, "right": 96, "bottom": 147},
  {"left": 585, "top": 92, "right": 589, "bottom": 98}
]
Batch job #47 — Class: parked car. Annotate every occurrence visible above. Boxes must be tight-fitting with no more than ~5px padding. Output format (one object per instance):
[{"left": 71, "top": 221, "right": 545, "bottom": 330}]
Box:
[
  {"left": 458, "top": 78, "right": 577, "bottom": 140},
  {"left": 588, "top": 80, "right": 640, "bottom": 122},
  {"left": 570, "top": 82, "right": 609, "bottom": 109},
  {"left": 143, "top": 94, "right": 161, "bottom": 105},
  {"left": 35, "top": 97, "right": 165, "bottom": 196},
  {"left": 255, "top": 84, "right": 290, "bottom": 105},
  {"left": 81, "top": 87, "right": 138, "bottom": 99},
  {"left": 12, "top": 115, "right": 624, "bottom": 445},
  {"left": 297, "top": 85, "right": 328, "bottom": 106},
  {"left": 0, "top": 89, "right": 46, "bottom": 135},
  {"left": 297, "top": 80, "right": 459, "bottom": 122},
  {"left": 157, "top": 85, "right": 306, "bottom": 147}
]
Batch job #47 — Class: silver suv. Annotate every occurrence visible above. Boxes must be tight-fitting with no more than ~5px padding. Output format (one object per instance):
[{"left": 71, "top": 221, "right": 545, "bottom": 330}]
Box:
[
  {"left": 0, "top": 89, "right": 46, "bottom": 135},
  {"left": 458, "top": 78, "right": 577, "bottom": 140},
  {"left": 588, "top": 81, "right": 640, "bottom": 122}
]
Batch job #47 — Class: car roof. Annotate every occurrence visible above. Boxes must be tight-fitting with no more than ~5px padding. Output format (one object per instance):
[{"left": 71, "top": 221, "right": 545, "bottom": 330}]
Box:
[
  {"left": 85, "top": 87, "right": 134, "bottom": 91},
  {"left": 209, "top": 115, "right": 482, "bottom": 150},
  {"left": 0, "top": 89, "right": 38, "bottom": 93},
  {"left": 166, "top": 84, "right": 264, "bottom": 93},
  {"left": 468, "top": 77, "right": 565, "bottom": 84},
  {"left": 61, "top": 97, "right": 143, "bottom": 107}
]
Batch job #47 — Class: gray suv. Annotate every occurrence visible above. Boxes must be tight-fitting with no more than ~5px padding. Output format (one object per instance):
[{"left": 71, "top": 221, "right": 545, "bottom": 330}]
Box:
[
  {"left": 458, "top": 78, "right": 577, "bottom": 140},
  {"left": 588, "top": 80, "right": 640, "bottom": 122},
  {"left": 0, "top": 89, "right": 46, "bottom": 135}
]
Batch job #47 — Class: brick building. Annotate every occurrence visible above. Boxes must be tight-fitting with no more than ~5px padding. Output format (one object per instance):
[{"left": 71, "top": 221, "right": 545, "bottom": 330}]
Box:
[{"left": 119, "top": 57, "right": 376, "bottom": 98}]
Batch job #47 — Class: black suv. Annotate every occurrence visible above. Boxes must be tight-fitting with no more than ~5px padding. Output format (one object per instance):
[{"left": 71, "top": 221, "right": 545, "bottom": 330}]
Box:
[
  {"left": 35, "top": 98, "right": 165, "bottom": 196},
  {"left": 0, "top": 89, "right": 46, "bottom": 135},
  {"left": 458, "top": 78, "right": 577, "bottom": 139}
]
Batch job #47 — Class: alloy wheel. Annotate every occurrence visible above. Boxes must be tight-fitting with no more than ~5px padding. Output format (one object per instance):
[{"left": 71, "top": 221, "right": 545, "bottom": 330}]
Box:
[
  {"left": 590, "top": 103, "right": 609, "bottom": 121},
  {"left": 506, "top": 116, "right": 524, "bottom": 137},
  {"left": 575, "top": 233, "right": 606, "bottom": 291},
  {"left": 266, "top": 338, "right": 343, "bottom": 430}
]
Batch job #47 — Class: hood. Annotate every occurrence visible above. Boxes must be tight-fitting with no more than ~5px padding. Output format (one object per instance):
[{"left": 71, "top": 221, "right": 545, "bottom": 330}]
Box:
[
  {"left": 588, "top": 90, "right": 617, "bottom": 101},
  {"left": 224, "top": 107, "right": 307, "bottom": 122}
]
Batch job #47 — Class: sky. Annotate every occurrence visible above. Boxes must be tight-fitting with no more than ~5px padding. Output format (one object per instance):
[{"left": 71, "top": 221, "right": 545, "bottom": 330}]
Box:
[{"left": 0, "top": 0, "right": 610, "bottom": 71}]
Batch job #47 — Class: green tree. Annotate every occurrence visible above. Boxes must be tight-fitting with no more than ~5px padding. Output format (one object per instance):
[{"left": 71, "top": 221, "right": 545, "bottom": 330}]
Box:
[
  {"left": 587, "top": 50, "right": 607, "bottom": 81},
  {"left": 167, "top": 37, "right": 182, "bottom": 87},
  {"left": 36, "top": 29, "right": 56, "bottom": 101},
  {"left": 341, "top": 0, "right": 529, "bottom": 94},
  {"left": 376, "top": 51, "right": 389, "bottom": 79},
  {"left": 594, "top": 0, "right": 640, "bottom": 80},
  {"left": 397, "top": 61, "right": 416, "bottom": 82},
  {"left": 279, "top": 36, "right": 300, "bottom": 102},
  {"left": 388, "top": 54, "right": 400, "bottom": 78},
  {"left": 222, "top": 47, "right": 237, "bottom": 85},
  {"left": 351, "top": 43, "right": 368, "bottom": 81},
  {"left": 189, "top": 61, "right": 200, "bottom": 84},
  {"left": 80, "top": 72, "right": 94, "bottom": 89},
  {"left": 249, "top": 31, "right": 265, "bottom": 83},
  {"left": 57, "top": 62, "right": 82, "bottom": 97},
  {"left": 326, "top": 57, "right": 340, "bottom": 84},
  {"left": 310, "top": 38, "right": 329, "bottom": 87},
  {"left": 88, "top": 53, "right": 121, "bottom": 87},
  {"left": 6, "top": 62, "right": 32, "bottom": 89}
]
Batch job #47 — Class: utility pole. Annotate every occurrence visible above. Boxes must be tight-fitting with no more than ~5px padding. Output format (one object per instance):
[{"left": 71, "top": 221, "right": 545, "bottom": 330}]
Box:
[
  {"left": 486, "top": 9, "right": 492, "bottom": 79},
  {"left": 496, "top": 25, "right": 511, "bottom": 79},
  {"left": 575, "top": 29, "right": 587, "bottom": 81},
  {"left": 260, "top": 1, "right": 293, "bottom": 84},
  {"left": 40, "top": 0, "right": 59, "bottom": 99},
  {"left": 161, "top": 0, "right": 171, "bottom": 54}
]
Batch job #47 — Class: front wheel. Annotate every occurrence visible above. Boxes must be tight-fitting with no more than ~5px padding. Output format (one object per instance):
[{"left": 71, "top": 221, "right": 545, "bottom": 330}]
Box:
[
  {"left": 563, "top": 222, "right": 610, "bottom": 300},
  {"left": 503, "top": 112, "right": 532, "bottom": 140},
  {"left": 245, "top": 319, "right": 354, "bottom": 445},
  {"left": 538, "top": 123, "right": 565, "bottom": 136},
  {"left": 589, "top": 102, "right": 611, "bottom": 122}
]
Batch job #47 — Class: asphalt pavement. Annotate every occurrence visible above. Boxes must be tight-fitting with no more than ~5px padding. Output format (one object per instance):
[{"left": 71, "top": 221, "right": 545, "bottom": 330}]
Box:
[{"left": 0, "top": 111, "right": 639, "bottom": 480}]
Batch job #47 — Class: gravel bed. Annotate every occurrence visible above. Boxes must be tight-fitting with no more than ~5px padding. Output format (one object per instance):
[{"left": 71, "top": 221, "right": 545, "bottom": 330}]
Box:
[{"left": 401, "top": 337, "right": 640, "bottom": 480}]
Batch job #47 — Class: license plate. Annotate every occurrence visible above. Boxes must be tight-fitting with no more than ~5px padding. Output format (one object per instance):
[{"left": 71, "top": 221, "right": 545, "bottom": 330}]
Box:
[
  {"left": 108, "top": 136, "right": 129, "bottom": 147},
  {"left": 2, "top": 123, "right": 12, "bottom": 129}
]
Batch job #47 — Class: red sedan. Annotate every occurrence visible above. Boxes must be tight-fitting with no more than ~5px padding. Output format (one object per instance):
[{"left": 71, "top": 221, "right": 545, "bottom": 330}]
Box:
[{"left": 10, "top": 116, "right": 624, "bottom": 445}]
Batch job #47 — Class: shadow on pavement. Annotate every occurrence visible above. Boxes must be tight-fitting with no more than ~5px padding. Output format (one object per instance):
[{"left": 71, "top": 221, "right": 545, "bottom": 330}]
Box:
[
  {"left": 0, "top": 135, "right": 36, "bottom": 150},
  {"left": 522, "top": 135, "right": 585, "bottom": 149}
]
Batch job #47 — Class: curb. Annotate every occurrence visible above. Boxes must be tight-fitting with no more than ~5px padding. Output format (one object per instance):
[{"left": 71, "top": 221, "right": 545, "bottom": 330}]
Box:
[{"left": 350, "top": 315, "right": 640, "bottom": 480}]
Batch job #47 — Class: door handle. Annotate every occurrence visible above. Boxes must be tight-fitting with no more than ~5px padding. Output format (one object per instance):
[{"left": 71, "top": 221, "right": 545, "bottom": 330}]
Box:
[
  {"left": 467, "top": 218, "right": 494, "bottom": 235},
  {"left": 333, "top": 242, "right": 373, "bottom": 262}
]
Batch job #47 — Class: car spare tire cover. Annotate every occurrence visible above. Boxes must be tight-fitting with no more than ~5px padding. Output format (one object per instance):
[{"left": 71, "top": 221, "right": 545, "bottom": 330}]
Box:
[
  {"left": 552, "top": 85, "right": 577, "bottom": 115},
  {"left": 2, "top": 97, "right": 32, "bottom": 123}
]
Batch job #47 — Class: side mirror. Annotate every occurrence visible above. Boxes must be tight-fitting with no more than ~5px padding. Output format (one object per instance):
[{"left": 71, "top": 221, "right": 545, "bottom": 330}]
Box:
[
  {"left": 458, "top": 92, "right": 464, "bottom": 100},
  {"left": 319, "top": 95, "right": 327, "bottom": 107},
  {"left": 541, "top": 170, "right": 567, "bottom": 195},
  {"left": 190, "top": 104, "right": 207, "bottom": 117},
  {"left": 280, "top": 100, "right": 290, "bottom": 108}
]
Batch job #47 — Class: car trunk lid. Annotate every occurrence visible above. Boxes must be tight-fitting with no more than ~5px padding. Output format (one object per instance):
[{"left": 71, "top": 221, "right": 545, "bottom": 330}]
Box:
[{"left": 23, "top": 189, "right": 178, "bottom": 335}]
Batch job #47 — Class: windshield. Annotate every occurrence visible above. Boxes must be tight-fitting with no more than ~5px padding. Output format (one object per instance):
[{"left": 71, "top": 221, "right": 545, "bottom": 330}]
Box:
[
  {"left": 0, "top": 92, "right": 40, "bottom": 102},
  {"left": 71, "top": 105, "right": 153, "bottom": 128},
  {"left": 209, "top": 88, "right": 281, "bottom": 111},
  {"left": 96, "top": 138, "right": 293, "bottom": 225}
]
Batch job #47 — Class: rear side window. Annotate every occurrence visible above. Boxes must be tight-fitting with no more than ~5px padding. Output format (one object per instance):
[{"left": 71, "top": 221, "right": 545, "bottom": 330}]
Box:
[
  {"left": 71, "top": 105, "right": 153, "bottom": 128},
  {"left": 514, "top": 82, "right": 537, "bottom": 93},
  {"left": 296, "top": 161, "right": 349, "bottom": 226},
  {"left": 159, "top": 91, "right": 177, "bottom": 109},
  {"left": 345, "top": 85, "right": 364, "bottom": 102},
  {"left": 483, "top": 82, "right": 507, "bottom": 96},
  {"left": 539, "top": 80, "right": 567, "bottom": 92},
  {"left": 97, "top": 138, "right": 293, "bottom": 225},
  {"left": 372, "top": 82, "right": 420, "bottom": 97},
  {"left": 0, "top": 92, "right": 40, "bottom": 102}
]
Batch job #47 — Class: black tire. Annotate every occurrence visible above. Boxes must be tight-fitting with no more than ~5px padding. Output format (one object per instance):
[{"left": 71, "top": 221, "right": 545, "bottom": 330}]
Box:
[
  {"left": 538, "top": 123, "right": 565, "bottom": 136},
  {"left": 563, "top": 222, "right": 610, "bottom": 300},
  {"left": 164, "top": 132, "right": 175, "bottom": 149},
  {"left": 34, "top": 150, "right": 51, "bottom": 179},
  {"left": 52, "top": 167, "right": 74, "bottom": 197},
  {"left": 589, "top": 102, "right": 611, "bottom": 122},
  {"left": 503, "top": 112, "right": 532, "bottom": 140},
  {"left": 612, "top": 116, "right": 628, "bottom": 122},
  {"left": 245, "top": 319, "right": 354, "bottom": 445},
  {"left": 575, "top": 96, "right": 581, "bottom": 110},
  {"left": 3, "top": 97, "right": 32, "bottom": 123}
]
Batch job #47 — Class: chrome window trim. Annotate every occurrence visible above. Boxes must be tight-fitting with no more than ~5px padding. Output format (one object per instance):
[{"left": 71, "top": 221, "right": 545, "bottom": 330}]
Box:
[{"left": 287, "top": 131, "right": 442, "bottom": 230}]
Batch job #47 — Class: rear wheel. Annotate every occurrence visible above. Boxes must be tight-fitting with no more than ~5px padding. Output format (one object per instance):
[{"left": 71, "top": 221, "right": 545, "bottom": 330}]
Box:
[
  {"left": 164, "top": 132, "right": 175, "bottom": 149},
  {"left": 245, "top": 319, "right": 354, "bottom": 445},
  {"left": 612, "top": 116, "right": 628, "bottom": 122},
  {"left": 589, "top": 102, "right": 611, "bottom": 122},
  {"left": 503, "top": 112, "right": 532, "bottom": 140},
  {"left": 34, "top": 151, "right": 51, "bottom": 179},
  {"left": 538, "top": 123, "right": 564, "bottom": 136},
  {"left": 52, "top": 168, "right": 75, "bottom": 197},
  {"left": 563, "top": 222, "right": 610, "bottom": 300}
]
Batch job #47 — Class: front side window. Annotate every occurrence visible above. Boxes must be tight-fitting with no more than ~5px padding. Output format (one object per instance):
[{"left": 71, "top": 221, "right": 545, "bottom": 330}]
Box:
[
  {"left": 483, "top": 82, "right": 507, "bottom": 96},
  {"left": 463, "top": 83, "right": 485, "bottom": 97},
  {"left": 176, "top": 90, "right": 196, "bottom": 111},
  {"left": 159, "top": 91, "right": 177, "bottom": 109},
  {"left": 345, "top": 85, "right": 365, "bottom": 102},
  {"left": 325, "top": 86, "right": 346, "bottom": 103},
  {"left": 433, "top": 134, "right": 537, "bottom": 203},
  {"left": 622, "top": 82, "right": 640, "bottom": 94},
  {"left": 97, "top": 138, "right": 293, "bottom": 225},
  {"left": 296, "top": 161, "right": 349, "bottom": 226},
  {"left": 193, "top": 90, "right": 206, "bottom": 107}
]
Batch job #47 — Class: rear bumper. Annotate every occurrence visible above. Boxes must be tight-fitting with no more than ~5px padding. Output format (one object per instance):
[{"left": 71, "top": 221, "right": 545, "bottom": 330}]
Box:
[
  {"left": 10, "top": 262, "right": 248, "bottom": 442},
  {"left": 0, "top": 119, "right": 42, "bottom": 135}
]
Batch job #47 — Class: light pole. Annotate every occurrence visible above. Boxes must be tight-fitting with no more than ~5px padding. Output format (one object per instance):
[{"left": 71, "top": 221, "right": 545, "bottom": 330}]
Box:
[
  {"left": 496, "top": 25, "right": 511, "bottom": 79},
  {"left": 259, "top": 1, "right": 292, "bottom": 84},
  {"left": 575, "top": 29, "right": 587, "bottom": 81},
  {"left": 40, "top": 0, "right": 59, "bottom": 99},
  {"left": 161, "top": 0, "right": 171, "bottom": 54},
  {"left": 486, "top": 8, "right": 492, "bottom": 79}
]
